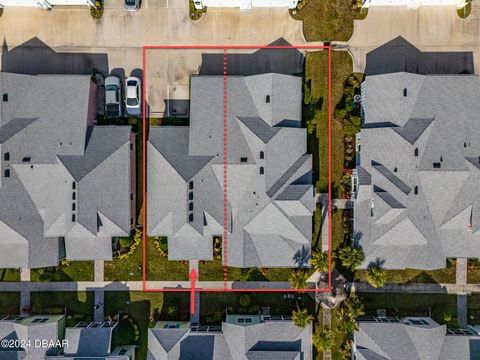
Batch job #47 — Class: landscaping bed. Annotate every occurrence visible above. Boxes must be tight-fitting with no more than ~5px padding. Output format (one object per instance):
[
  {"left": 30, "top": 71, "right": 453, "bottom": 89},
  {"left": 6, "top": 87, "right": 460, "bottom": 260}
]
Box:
[
  {"left": 104, "top": 291, "right": 189, "bottom": 360},
  {"left": 359, "top": 293, "right": 458, "bottom": 327},
  {"left": 467, "top": 259, "right": 480, "bottom": 283},
  {"left": 30, "top": 291, "right": 94, "bottom": 327},
  {"left": 31, "top": 261, "right": 94, "bottom": 282}
]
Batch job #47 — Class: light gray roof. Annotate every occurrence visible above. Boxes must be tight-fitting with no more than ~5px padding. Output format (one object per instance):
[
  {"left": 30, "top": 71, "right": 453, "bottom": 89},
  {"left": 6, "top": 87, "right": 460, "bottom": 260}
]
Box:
[
  {"left": 147, "top": 74, "right": 314, "bottom": 268},
  {"left": 0, "top": 73, "right": 132, "bottom": 268},
  {"left": 148, "top": 318, "right": 312, "bottom": 360},
  {"left": 354, "top": 317, "right": 480, "bottom": 360},
  {"left": 355, "top": 73, "right": 480, "bottom": 270},
  {"left": 0, "top": 315, "right": 64, "bottom": 359}
]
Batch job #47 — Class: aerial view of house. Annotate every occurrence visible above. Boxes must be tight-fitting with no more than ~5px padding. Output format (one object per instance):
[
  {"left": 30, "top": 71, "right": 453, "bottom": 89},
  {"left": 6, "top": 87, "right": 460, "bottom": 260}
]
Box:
[
  {"left": 353, "top": 72, "right": 480, "bottom": 270},
  {"left": 353, "top": 316, "right": 480, "bottom": 359},
  {"left": 147, "top": 73, "right": 315, "bottom": 268},
  {"left": 0, "top": 314, "right": 135, "bottom": 359},
  {"left": 148, "top": 314, "right": 312, "bottom": 359},
  {"left": 0, "top": 73, "right": 135, "bottom": 269},
  {"left": 1, "top": 0, "right": 480, "bottom": 359}
]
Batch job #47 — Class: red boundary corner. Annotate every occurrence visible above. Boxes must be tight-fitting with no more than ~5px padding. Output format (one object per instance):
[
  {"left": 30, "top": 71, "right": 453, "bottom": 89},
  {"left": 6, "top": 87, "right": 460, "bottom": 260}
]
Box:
[{"left": 141, "top": 45, "right": 332, "bottom": 293}]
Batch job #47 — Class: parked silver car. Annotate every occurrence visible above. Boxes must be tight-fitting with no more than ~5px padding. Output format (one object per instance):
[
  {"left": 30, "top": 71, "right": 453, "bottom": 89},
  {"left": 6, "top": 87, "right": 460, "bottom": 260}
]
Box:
[
  {"left": 105, "top": 76, "right": 122, "bottom": 119},
  {"left": 125, "top": 76, "right": 142, "bottom": 117}
]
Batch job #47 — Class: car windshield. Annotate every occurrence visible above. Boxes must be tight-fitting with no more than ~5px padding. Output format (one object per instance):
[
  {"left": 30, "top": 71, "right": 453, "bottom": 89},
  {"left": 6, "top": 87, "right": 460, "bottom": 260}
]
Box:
[
  {"left": 106, "top": 104, "right": 119, "bottom": 116},
  {"left": 127, "top": 80, "right": 137, "bottom": 86},
  {"left": 126, "top": 0, "right": 136, "bottom": 5},
  {"left": 127, "top": 97, "right": 138, "bottom": 106},
  {"left": 105, "top": 84, "right": 117, "bottom": 91}
]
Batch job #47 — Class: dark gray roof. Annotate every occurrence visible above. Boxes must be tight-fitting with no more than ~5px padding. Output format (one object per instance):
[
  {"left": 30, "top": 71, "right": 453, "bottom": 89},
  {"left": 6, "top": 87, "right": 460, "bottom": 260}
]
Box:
[
  {"left": 355, "top": 73, "right": 480, "bottom": 270},
  {"left": 0, "top": 118, "right": 36, "bottom": 143},
  {"left": 147, "top": 74, "right": 314, "bottom": 268},
  {"left": 237, "top": 117, "right": 281, "bottom": 143},
  {"left": 0, "top": 73, "right": 132, "bottom": 268}
]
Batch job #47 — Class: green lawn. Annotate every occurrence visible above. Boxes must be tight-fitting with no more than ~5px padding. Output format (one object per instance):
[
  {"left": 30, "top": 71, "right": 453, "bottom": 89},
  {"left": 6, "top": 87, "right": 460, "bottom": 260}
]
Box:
[
  {"left": 104, "top": 236, "right": 189, "bottom": 281},
  {"left": 104, "top": 291, "right": 189, "bottom": 360},
  {"left": 199, "top": 260, "right": 308, "bottom": 282},
  {"left": 31, "top": 262, "right": 94, "bottom": 282},
  {"left": 200, "top": 292, "right": 316, "bottom": 325},
  {"left": 354, "top": 266, "right": 457, "bottom": 284},
  {"left": 305, "top": 51, "right": 352, "bottom": 196},
  {"left": 0, "top": 292, "right": 20, "bottom": 314},
  {"left": 0, "top": 269, "right": 20, "bottom": 281},
  {"left": 290, "top": 0, "right": 355, "bottom": 42},
  {"left": 359, "top": 293, "right": 458, "bottom": 327},
  {"left": 30, "top": 291, "right": 94, "bottom": 327}
]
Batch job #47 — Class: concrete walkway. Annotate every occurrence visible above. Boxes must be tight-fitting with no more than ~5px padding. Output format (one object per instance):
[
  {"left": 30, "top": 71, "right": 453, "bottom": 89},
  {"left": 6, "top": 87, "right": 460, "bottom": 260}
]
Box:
[
  {"left": 20, "top": 291, "right": 30, "bottom": 315},
  {"left": 352, "top": 282, "right": 480, "bottom": 294},
  {"left": 20, "top": 268, "right": 30, "bottom": 282},
  {"left": 456, "top": 258, "right": 468, "bottom": 328},
  {"left": 94, "top": 260, "right": 104, "bottom": 282},
  {"left": 322, "top": 308, "right": 332, "bottom": 360},
  {"left": 94, "top": 290, "right": 104, "bottom": 322}
]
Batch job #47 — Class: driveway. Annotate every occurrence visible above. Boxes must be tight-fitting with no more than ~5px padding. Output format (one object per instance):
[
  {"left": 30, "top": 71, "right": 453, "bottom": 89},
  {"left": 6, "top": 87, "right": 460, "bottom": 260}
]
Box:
[
  {"left": 0, "top": 0, "right": 305, "bottom": 113},
  {"left": 348, "top": 4, "right": 480, "bottom": 74}
]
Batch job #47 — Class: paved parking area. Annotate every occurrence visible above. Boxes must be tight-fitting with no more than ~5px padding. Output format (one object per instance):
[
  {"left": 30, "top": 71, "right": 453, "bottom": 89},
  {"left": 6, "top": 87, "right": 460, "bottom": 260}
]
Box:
[
  {"left": 0, "top": 0, "right": 304, "bottom": 113},
  {"left": 349, "top": 4, "right": 480, "bottom": 74}
]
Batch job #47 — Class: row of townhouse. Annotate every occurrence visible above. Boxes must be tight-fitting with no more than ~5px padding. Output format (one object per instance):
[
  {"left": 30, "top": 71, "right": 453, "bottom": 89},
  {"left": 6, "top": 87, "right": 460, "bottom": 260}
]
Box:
[
  {"left": 0, "top": 312, "right": 312, "bottom": 359},
  {"left": 0, "top": 71, "right": 315, "bottom": 271}
]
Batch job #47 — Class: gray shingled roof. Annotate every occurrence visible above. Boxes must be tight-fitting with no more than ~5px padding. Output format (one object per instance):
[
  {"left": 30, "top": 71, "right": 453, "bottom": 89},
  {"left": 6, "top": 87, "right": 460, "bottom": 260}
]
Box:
[
  {"left": 354, "top": 73, "right": 480, "bottom": 270},
  {"left": 0, "top": 73, "right": 132, "bottom": 268},
  {"left": 148, "top": 318, "right": 312, "bottom": 360},
  {"left": 147, "top": 74, "right": 314, "bottom": 268},
  {"left": 354, "top": 317, "right": 480, "bottom": 360},
  {"left": 0, "top": 315, "right": 64, "bottom": 359}
]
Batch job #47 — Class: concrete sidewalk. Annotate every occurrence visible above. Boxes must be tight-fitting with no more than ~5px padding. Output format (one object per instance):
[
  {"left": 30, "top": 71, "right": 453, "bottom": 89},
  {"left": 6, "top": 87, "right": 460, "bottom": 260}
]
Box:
[{"left": 352, "top": 282, "right": 480, "bottom": 294}]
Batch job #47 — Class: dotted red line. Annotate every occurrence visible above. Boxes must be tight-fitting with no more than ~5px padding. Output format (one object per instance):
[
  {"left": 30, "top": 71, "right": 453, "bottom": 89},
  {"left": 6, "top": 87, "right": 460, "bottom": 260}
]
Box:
[{"left": 223, "top": 49, "right": 228, "bottom": 290}]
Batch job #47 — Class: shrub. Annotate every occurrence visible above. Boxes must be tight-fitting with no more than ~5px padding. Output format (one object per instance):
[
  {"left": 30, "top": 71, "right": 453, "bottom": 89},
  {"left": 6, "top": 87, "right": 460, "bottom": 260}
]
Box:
[
  {"left": 119, "top": 237, "right": 132, "bottom": 249},
  {"left": 239, "top": 294, "right": 251, "bottom": 307},
  {"left": 167, "top": 305, "right": 177, "bottom": 316},
  {"left": 116, "top": 228, "right": 142, "bottom": 260},
  {"left": 153, "top": 236, "right": 168, "bottom": 257},
  {"left": 344, "top": 115, "right": 361, "bottom": 137},
  {"left": 335, "top": 108, "right": 348, "bottom": 120}
]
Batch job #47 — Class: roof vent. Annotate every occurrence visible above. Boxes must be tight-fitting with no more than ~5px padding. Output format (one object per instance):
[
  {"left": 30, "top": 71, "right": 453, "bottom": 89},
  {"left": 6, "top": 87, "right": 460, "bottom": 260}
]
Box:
[
  {"left": 2, "top": 94, "right": 7, "bottom": 102},
  {"left": 414, "top": 186, "right": 418, "bottom": 195},
  {"left": 4, "top": 169, "right": 9, "bottom": 178},
  {"left": 433, "top": 162, "right": 441, "bottom": 169},
  {"left": 22, "top": 157, "right": 31, "bottom": 162},
  {"left": 440, "top": 156, "right": 443, "bottom": 162},
  {"left": 266, "top": 95, "right": 270, "bottom": 103},
  {"left": 414, "top": 148, "right": 418, "bottom": 157},
  {"left": 394, "top": 167, "right": 397, "bottom": 172},
  {"left": 188, "top": 213, "right": 193, "bottom": 222},
  {"left": 403, "top": 88, "right": 407, "bottom": 97},
  {"left": 4, "top": 152, "right": 9, "bottom": 161},
  {"left": 240, "top": 157, "right": 248, "bottom": 163}
]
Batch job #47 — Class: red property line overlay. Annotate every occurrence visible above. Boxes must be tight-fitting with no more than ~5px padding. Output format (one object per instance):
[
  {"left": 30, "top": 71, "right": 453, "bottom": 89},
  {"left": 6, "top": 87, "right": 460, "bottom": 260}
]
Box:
[{"left": 141, "top": 45, "right": 332, "bottom": 293}]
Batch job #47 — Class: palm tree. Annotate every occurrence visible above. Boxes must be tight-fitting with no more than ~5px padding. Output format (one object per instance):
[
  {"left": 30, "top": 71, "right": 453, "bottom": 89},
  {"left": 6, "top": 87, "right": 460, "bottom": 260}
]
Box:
[
  {"left": 312, "top": 328, "right": 335, "bottom": 352},
  {"left": 341, "top": 295, "right": 365, "bottom": 320},
  {"left": 292, "top": 308, "right": 314, "bottom": 328},
  {"left": 289, "top": 271, "right": 308, "bottom": 290},
  {"left": 366, "top": 266, "right": 387, "bottom": 288},
  {"left": 338, "top": 246, "right": 364, "bottom": 271},
  {"left": 310, "top": 251, "right": 329, "bottom": 272}
]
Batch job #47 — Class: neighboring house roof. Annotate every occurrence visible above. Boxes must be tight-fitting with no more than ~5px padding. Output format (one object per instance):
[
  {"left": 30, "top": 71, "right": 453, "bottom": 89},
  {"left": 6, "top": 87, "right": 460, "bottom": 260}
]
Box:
[
  {"left": 147, "top": 74, "right": 314, "bottom": 268},
  {"left": 354, "top": 73, "right": 480, "bottom": 270},
  {"left": 354, "top": 317, "right": 480, "bottom": 360},
  {"left": 0, "top": 73, "right": 132, "bottom": 268},
  {"left": 147, "top": 317, "right": 312, "bottom": 360},
  {"left": 0, "top": 314, "right": 64, "bottom": 359}
]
